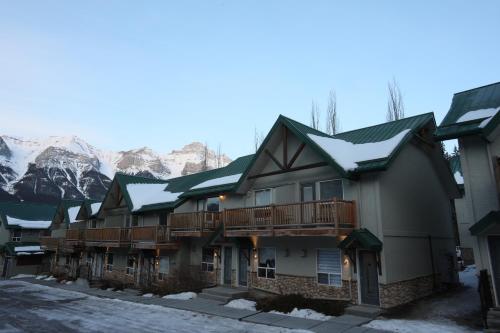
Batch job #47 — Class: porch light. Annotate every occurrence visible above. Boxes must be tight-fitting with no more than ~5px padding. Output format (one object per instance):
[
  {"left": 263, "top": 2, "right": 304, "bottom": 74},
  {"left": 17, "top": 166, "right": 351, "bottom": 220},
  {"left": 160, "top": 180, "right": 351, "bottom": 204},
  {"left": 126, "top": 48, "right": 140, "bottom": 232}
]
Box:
[{"left": 219, "top": 195, "right": 226, "bottom": 200}]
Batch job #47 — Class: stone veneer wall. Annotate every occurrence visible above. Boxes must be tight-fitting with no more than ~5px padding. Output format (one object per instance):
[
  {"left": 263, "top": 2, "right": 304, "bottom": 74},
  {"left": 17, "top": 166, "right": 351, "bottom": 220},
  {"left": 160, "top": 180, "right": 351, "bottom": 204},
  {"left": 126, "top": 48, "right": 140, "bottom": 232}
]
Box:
[
  {"left": 249, "top": 272, "right": 358, "bottom": 303},
  {"left": 103, "top": 267, "right": 135, "bottom": 285},
  {"left": 379, "top": 274, "right": 437, "bottom": 308}
]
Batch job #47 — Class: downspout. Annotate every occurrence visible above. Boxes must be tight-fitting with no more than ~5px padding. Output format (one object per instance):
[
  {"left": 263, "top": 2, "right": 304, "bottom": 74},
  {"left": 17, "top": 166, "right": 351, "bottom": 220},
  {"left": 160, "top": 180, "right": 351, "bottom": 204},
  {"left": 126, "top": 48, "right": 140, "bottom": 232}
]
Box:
[{"left": 428, "top": 235, "right": 437, "bottom": 290}]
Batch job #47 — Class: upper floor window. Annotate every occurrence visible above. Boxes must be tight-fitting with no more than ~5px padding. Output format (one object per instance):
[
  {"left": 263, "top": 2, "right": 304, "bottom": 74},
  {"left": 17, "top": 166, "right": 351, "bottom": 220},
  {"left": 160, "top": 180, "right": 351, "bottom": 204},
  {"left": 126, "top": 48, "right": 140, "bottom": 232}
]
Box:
[
  {"left": 11, "top": 230, "right": 21, "bottom": 242},
  {"left": 159, "top": 212, "right": 168, "bottom": 226},
  {"left": 255, "top": 189, "right": 272, "bottom": 206},
  {"left": 319, "top": 180, "right": 343, "bottom": 200},
  {"left": 131, "top": 215, "right": 139, "bottom": 227},
  {"left": 301, "top": 183, "right": 315, "bottom": 202},
  {"left": 89, "top": 219, "right": 97, "bottom": 229}
]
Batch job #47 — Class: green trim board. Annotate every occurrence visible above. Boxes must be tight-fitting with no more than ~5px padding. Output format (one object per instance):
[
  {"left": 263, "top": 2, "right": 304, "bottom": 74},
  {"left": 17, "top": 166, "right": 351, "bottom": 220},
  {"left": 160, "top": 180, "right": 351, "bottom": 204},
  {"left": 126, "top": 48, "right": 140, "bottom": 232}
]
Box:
[
  {"left": 338, "top": 228, "right": 383, "bottom": 251},
  {"left": 0, "top": 201, "right": 56, "bottom": 230},
  {"left": 469, "top": 211, "right": 500, "bottom": 236},
  {"left": 436, "top": 82, "right": 500, "bottom": 140}
]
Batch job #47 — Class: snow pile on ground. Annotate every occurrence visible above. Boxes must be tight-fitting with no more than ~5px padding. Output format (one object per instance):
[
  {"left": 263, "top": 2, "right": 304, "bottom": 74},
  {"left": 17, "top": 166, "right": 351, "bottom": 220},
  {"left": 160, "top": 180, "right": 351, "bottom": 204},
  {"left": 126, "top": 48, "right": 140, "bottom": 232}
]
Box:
[
  {"left": 0, "top": 280, "right": 305, "bottom": 333},
  {"left": 225, "top": 299, "right": 256, "bottom": 311},
  {"left": 126, "top": 183, "right": 182, "bottom": 211},
  {"left": 10, "top": 274, "right": 36, "bottom": 279},
  {"left": 191, "top": 173, "right": 242, "bottom": 190},
  {"left": 365, "top": 265, "right": 481, "bottom": 333},
  {"left": 44, "top": 276, "right": 57, "bottom": 281},
  {"left": 163, "top": 292, "right": 197, "bottom": 300},
  {"left": 270, "top": 308, "right": 331, "bottom": 321},
  {"left": 6, "top": 216, "right": 51, "bottom": 229},
  {"left": 308, "top": 129, "right": 410, "bottom": 171},
  {"left": 456, "top": 107, "right": 500, "bottom": 128},
  {"left": 142, "top": 293, "right": 155, "bottom": 298},
  {"left": 36, "top": 275, "right": 48, "bottom": 280},
  {"left": 65, "top": 281, "right": 74, "bottom": 285}
]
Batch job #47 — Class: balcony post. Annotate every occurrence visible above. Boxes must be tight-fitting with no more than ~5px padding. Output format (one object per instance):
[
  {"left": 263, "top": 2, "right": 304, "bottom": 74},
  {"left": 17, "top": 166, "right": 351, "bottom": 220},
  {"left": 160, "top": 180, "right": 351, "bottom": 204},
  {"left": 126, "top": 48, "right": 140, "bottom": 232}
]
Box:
[{"left": 334, "top": 198, "right": 339, "bottom": 232}]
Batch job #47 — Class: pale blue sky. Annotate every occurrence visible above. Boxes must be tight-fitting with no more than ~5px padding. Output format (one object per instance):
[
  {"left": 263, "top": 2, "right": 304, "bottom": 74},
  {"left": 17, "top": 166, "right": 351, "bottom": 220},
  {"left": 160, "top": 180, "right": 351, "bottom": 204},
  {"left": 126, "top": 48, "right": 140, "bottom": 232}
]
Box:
[{"left": 1, "top": 1, "right": 499, "bottom": 158}]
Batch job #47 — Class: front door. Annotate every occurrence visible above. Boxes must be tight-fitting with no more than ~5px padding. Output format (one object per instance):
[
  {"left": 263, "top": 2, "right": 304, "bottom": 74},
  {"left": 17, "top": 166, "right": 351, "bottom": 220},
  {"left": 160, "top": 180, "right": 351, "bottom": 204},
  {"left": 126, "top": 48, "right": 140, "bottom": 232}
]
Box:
[
  {"left": 359, "top": 251, "right": 380, "bottom": 305},
  {"left": 238, "top": 248, "right": 249, "bottom": 287},
  {"left": 488, "top": 236, "right": 500, "bottom": 304},
  {"left": 224, "top": 247, "right": 232, "bottom": 285}
]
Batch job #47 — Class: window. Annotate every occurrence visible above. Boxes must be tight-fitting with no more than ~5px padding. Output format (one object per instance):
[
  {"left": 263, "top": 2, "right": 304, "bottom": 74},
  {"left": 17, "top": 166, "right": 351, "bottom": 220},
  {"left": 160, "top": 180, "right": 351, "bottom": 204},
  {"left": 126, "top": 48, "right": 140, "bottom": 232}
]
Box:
[
  {"left": 106, "top": 253, "right": 114, "bottom": 272},
  {"left": 255, "top": 189, "right": 272, "bottom": 206},
  {"left": 11, "top": 230, "right": 21, "bottom": 242},
  {"left": 301, "top": 184, "right": 315, "bottom": 202},
  {"left": 197, "top": 199, "right": 205, "bottom": 211},
  {"left": 206, "top": 197, "right": 220, "bottom": 212},
  {"left": 258, "top": 248, "right": 276, "bottom": 279},
  {"left": 125, "top": 215, "right": 132, "bottom": 227},
  {"left": 317, "top": 249, "right": 342, "bottom": 286},
  {"left": 159, "top": 212, "right": 168, "bottom": 226},
  {"left": 65, "top": 255, "right": 70, "bottom": 266},
  {"left": 201, "top": 248, "right": 215, "bottom": 272},
  {"left": 319, "top": 180, "right": 343, "bottom": 200},
  {"left": 132, "top": 215, "right": 139, "bottom": 227},
  {"left": 86, "top": 252, "right": 93, "bottom": 265},
  {"left": 126, "top": 256, "right": 136, "bottom": 275},
  {"left": 158, "top": 256, "right": 170, "bottom": 280},
  {"left": 89, "top": 219, "right": 97, "bottom": 229}
]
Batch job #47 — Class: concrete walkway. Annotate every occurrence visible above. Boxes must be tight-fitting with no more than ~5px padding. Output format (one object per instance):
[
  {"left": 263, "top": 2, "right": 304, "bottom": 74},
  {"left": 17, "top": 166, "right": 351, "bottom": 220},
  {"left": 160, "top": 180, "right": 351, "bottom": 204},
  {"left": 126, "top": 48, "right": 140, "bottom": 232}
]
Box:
[{"left": 16, "top": 278, "right": 388, "bottom": 333}]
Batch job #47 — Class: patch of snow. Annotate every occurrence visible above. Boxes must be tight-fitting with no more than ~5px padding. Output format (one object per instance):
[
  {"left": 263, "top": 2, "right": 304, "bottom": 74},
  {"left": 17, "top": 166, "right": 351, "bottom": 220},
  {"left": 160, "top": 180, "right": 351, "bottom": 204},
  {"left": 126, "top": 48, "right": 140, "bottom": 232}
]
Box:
[
  {"left": 225, "top": 299, "right": 256, "bottom": 311},
  {"left": 142, "top": 293, "right": 155, "bottom": 298},
  {"left": 44, "top": 276, "right": 57, "bottom": 281},
  {"left": 191, "top": 173, "right": 242, "bottom": 190},
  {"left": 456, "top": 107, "right": 500, "bottom": 127},
  {"left": 90, "top": 202, "right": 102, "bottom": 215},
  {"left": 106, "top": 288, "right": 114, "bottom": 291},
  {"left": 6, "top": 216, "right": 51, "bottom": 229},
  {"left": 366, "top": 318, "right": 480, "bottom": 333},
  {"left": 9, "top": 274, "right": 35, "bottom": 279},
  {"left": 126, "top": 183, "right": 182, "bottom": 211},
  {"left": 15, "top": 245, "right": 42, "bottom": 252},
  {"left": 308, "top": 129, "right": 410, "bottom": 171},
  {"left": 270, "top": 308, "right": 331, "bottom": 321},
  {"left": 454, "top": 171, "right": 464, "bottom": 185},
  {"left": 36, "top": 275, "right": 48, "bottom": 280},
  {"left": 163, "top": 292, "right": 197, "bottom": 300},
  {"left": 67, "top": 206, "right": 81, "bottom": 223},
  {"left": 65, "top": 281, "right": 74, "bottom": 285}
]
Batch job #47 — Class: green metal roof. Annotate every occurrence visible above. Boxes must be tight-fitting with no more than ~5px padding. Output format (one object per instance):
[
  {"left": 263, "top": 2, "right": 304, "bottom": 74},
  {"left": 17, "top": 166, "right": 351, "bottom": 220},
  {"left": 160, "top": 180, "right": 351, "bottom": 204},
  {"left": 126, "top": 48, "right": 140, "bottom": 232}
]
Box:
[
  {"left": 470, "top": 211, "right": 500, "bottom": 236},
  {"left": 53, "top": 199, "right": 84, "bottom": 225},
  {"left": 436, "top": 82, "right": 500, "bottom": 140},
  {"left": 237, "top": 113, "right": 435, "bottom": 185},
  {"left": 338, "top": 228, "right": 383, "bottom": 251},
  {"left": 2, "top": 242, "right": 42, "bottom": 256},
  {"left": 0, "top": 201, "right": 56, "bottom": 230}
]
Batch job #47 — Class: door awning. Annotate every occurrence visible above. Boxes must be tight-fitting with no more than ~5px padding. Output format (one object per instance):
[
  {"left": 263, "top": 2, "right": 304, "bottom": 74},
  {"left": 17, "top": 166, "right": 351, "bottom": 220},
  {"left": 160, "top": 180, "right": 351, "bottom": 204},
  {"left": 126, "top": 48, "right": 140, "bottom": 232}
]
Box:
[
  {"left": 470, "top": 211, "right": 500, "bottom": 236},
  {"left": 338, "top": 228, "right": 382, "bottom": 251}
]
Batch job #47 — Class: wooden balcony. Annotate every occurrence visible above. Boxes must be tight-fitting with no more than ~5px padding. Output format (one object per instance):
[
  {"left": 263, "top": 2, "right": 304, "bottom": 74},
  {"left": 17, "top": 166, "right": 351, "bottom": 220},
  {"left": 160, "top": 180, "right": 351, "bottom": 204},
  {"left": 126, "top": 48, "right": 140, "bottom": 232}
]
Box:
[
  {"left": 170, "top": 211, "right": 222, "bottom": 237},
  {"left": 130, "top": 226, "right": 178, "bottom": 250},
  {"left": 85, "top": 227, "right": 131, "bottom": 247},
  {"left": 223, "top": 199, "right": 356, "bottom": 237},
  {"left": 40, "top": 236, "right": 63, "bottom": 251}
]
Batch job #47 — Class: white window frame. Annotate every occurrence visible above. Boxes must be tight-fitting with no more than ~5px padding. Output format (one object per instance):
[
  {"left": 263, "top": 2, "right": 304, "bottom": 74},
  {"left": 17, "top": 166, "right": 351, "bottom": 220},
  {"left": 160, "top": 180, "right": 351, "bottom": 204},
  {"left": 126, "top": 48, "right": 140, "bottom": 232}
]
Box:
[
  {"left": 201, "top": 248, "right": 215, "bottom": 272},
  {"left": 106, "top": 253, "right": 113, "bottom": 272},
  {"left": 11, "top": 230, "right": 22, "bottom": 242},
  {"left": 254, "top": 188, "right": 273, "bottom": 206},
  {"left": 316, "top": 248, "right": 343, "bottom": 287},
  {"left": 158, "top": 256, "right": 170, "bottom": 280},
  {"left": 317, "top": 179, "right": 344, "bottom": 200},
  {"left": 257, "top": 247, "right": 276, "bottom": 279},
  {"left": 86, "top": 252, "right": 93, "bottom": 265}
]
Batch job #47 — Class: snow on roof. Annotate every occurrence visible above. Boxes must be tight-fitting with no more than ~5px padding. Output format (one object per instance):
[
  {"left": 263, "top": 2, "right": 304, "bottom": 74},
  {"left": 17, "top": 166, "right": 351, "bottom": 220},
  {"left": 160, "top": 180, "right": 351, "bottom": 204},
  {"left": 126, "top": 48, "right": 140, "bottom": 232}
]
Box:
[
  {"left": 454, "top": 171, "right": 464, "bottom": 185},
  {"left": 456, "top": 107, "right": 500, "bottom": 128},
  {"left": 67, "top": 206, "right": 81, "bottom": 223},
  {"left": 15, "top": 245, "right": 42, "bottom": 252},
  {"left": 6, "top": 216, "right": 52, "bottom": 229},
  {"left": 90, "top": 202, "right": 102, "bottom": 215},
  {"left": 191, "top": 173, "right": 242, "bottom": 190},
  {"left": 307, "top": 129, "right": 411, "bottom": 171},
  {"left": 126, "top": 183, "right": 182, "bottom": 212}
]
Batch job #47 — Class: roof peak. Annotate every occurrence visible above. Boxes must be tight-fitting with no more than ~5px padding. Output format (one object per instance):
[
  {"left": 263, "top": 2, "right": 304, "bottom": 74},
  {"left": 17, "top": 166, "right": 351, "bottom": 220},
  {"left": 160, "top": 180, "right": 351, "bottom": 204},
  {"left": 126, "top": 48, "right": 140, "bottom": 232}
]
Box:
[{"left": 454, "top": 81, "right": 500, "bottom": 96}]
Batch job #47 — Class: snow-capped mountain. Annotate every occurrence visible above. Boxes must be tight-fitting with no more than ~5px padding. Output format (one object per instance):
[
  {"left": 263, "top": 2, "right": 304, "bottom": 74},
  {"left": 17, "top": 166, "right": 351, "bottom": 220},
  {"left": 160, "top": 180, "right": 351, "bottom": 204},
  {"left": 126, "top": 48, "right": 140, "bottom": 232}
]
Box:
[{"left": 0, "top": 135, "right": 231, "bottom": 204}]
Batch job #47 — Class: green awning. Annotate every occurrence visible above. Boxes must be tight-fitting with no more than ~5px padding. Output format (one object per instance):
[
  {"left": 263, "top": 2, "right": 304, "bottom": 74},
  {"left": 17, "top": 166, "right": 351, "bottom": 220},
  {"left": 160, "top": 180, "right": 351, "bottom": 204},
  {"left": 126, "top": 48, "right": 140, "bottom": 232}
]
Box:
[
  {"left": 339, "top": 228, "right": 382, "bottom": 251},
  {"left": 470, "top": 211, "right": 500, "bottom": 236}
]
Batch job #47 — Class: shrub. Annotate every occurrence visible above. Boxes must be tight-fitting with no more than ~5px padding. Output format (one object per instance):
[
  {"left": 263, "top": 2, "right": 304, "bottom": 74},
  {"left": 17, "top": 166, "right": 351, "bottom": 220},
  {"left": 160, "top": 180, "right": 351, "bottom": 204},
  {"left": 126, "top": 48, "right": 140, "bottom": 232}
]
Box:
[{"left": 255, "top": 294, "right": 347, "bottom": 317}]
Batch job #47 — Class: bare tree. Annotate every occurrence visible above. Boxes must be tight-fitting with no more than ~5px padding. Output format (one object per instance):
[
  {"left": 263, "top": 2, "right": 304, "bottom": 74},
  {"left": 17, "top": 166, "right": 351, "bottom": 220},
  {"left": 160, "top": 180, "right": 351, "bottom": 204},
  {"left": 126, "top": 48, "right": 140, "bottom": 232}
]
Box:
[
  {"left": 386, "top": 78, "right": 405, "bottom": 121},
  {"left": 201, "top": 142, "right": 209, "bottom": 171},
  {"left": 325, "top": 90, "right": 338, "bottom": 135},
  {"left": 310, "top": 100, "right": 320, "bottom": 130},
  {"left": 254, "top": 127, "right": 264, "bottom": 152},
  {"left": 216, "top": 143, "right": 222, "bottom": 168}
]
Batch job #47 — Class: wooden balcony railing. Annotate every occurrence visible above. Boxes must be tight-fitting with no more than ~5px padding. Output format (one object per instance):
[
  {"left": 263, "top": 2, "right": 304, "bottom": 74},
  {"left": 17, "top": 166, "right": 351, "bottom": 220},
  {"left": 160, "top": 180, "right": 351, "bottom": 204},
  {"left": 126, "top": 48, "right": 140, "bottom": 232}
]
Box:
[
  {"left": 40, "top": 236, "right": 62, "bottom": 250},
  {"left": 223, "top": 199, "right": 356, "bottom": 236},
  {"left": 65, "top": 229, "right": 85, "bottom": 241},
  {"left": 131, "top": 226, "right": 170, "bottom": 243},
  {"left": 170, "top": 211, "right": 222, "bottom": 236},
  {"left": 85, "top": 227, "right": 131, "bottom": 243}
]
